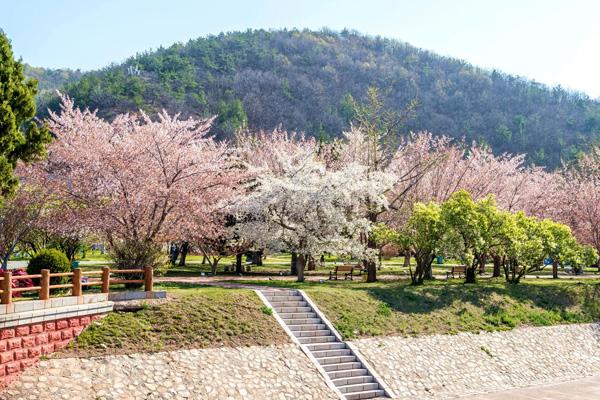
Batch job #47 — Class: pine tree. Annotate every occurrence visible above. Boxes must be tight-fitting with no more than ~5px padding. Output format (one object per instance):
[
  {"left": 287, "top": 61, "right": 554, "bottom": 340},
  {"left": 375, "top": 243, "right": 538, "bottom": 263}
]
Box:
[{"left": 0, "top": 31, "right": 51, "bottom": 197}]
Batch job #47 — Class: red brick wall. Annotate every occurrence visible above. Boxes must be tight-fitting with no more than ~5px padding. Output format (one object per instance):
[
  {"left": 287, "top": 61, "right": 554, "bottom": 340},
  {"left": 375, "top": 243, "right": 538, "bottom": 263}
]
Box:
[{"left": 0, "top": 314, "right": 102, "bottom": 387}]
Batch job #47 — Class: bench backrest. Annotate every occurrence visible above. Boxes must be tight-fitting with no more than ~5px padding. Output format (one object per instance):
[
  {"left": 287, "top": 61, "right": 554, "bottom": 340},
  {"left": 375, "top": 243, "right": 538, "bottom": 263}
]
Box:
[
  {"left": 452, "top": 265, "right": 467, "bottom": 273},
  {"left": 336, "top": 265, "right": 355, "bottom": 272}
]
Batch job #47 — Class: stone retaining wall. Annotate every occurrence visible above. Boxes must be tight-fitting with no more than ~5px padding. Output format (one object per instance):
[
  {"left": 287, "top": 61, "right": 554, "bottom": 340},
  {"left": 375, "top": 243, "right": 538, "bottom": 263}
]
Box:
[
  {"left": 0, "top": 294, "right": 113, "bottom": 388},
  {"left": 2, "top": 344, "right": 339, "bottom": 400},
  {"left": 351, "top": 323, "right": 600, "bottom": 399},
  {"left": 0, "top": 315, "right": 102, "bottom": 388}
]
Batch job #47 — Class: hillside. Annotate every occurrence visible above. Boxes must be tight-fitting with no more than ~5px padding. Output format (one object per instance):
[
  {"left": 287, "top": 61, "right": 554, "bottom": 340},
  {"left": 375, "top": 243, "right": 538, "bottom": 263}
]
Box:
[
  {"left": 23, "top": 64, "right": 82, "bottom": 100},
  {"left": 33, "top": 29, "right": 600, "bottom": 168}
]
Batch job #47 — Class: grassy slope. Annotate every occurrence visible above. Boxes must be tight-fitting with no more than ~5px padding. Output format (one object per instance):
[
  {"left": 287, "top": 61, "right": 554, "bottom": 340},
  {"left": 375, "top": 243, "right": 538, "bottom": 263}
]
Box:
[
  {"left": 59, "top": 284, "right": 289, "bottom": 357},
  {"left": 237, "top": 279, "right": 600, "bottom": 339}
]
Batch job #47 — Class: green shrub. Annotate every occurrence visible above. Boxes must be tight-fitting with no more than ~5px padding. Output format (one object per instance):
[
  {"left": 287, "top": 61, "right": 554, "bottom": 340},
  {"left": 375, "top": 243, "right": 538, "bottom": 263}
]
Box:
[
  {"left": 108, "top": 240, "right": 167, "bottom": 288},
  {"left": 27, "top": 249, "right": 71, "bottom": 290},
  {"left": 260, "top": 306, "right": 273, "bottom": 315}
]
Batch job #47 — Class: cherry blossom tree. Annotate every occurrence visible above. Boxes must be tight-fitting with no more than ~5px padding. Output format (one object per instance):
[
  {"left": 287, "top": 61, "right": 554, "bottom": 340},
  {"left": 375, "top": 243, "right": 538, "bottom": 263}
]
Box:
[
  {"left": 562, "top": 146, "right": 600, "bottom": 264},
  {"left": 237, "top": 151, "right": 392, "bottom": 282},
  {"left": 0, "top": 165, "right": 54, "bottom": 269},
  {"left": 41, "top": 95, "right": 243, "bottom": 270}
]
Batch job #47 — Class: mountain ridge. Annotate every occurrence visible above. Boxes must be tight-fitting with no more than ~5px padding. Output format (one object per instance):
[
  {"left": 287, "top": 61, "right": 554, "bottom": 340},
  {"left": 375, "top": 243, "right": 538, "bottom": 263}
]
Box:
[{"left": 29, "top": 28, "right": 600, "bottom": 168}]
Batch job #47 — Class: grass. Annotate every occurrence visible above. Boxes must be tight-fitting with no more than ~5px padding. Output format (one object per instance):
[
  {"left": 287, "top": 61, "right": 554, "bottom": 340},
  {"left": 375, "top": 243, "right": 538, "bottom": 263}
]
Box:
[
  {"left": 59, "top": 284, "right": 289, "bottom": 357},
  {"left": 234, "top": 278, "right": 600, "bottom": 339}
]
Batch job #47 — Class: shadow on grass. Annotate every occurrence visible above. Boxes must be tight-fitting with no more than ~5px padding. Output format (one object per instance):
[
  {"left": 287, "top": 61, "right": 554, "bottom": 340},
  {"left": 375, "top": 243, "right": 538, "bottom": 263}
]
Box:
[{"left": 236, "top": 277, "right": 600, "bottom": 321}]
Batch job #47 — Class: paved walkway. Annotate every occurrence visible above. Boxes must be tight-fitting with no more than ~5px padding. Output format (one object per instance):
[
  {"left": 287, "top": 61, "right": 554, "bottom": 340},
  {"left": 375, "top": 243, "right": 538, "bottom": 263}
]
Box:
[{"left": 460, "top": 375, "right": 600, "bottom": 399}]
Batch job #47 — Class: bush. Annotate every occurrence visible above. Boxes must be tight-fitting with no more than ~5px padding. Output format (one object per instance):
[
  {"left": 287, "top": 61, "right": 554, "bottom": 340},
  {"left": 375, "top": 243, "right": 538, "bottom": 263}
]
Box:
[
  {"left": 108, "top": 240, "right": 167, "bottom": 288},
  {"left": 27, "top": 249, "right": 71, "bottom": 289},
  {"left": 11, "top": 269, "right": 33, "bottom": 298}
]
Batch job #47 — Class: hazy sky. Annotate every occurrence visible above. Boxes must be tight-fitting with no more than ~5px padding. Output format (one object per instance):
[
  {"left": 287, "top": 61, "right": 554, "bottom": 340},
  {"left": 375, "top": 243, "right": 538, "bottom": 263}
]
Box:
[{"left": 2, "top": 0, "right": 599, "bottom": 98}]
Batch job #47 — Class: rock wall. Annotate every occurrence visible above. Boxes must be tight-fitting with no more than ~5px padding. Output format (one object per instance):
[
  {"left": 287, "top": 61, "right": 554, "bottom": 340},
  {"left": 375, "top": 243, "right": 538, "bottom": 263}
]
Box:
[
  {"left": 350, "top": 323, "right": 600, "bottom": 399},
  {"left": 2, "top": 344, "right": 339, "bottom": 400},
  {"left": 0, "top": 315, "right": 102, "bottom": 387}
]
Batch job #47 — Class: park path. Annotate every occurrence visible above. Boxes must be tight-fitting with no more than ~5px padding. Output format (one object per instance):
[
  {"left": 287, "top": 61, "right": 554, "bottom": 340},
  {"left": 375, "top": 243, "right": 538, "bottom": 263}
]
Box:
[{"left": 459, "top": 375, "right": 600, "bottom": 400}]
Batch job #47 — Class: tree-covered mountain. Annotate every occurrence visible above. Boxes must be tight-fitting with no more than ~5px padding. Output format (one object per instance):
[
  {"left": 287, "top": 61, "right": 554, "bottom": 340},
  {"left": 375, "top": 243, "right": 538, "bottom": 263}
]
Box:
[
  {"left": 23, "top": 64, "right": 82, "bottom": 99},
  {"left": 33, "top": 29, "right": 600, "bottom": 168}
]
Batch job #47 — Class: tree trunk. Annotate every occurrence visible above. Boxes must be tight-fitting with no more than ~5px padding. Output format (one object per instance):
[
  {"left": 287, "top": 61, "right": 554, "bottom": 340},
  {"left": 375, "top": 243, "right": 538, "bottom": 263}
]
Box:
[
  {"left": 201, "top": 254, "right": 207, "bottom": 265},
  {"left": 492, "top": 255, "right": 502, "bottom": 278},
  {"left": 478, "top": 256, "right": 486, "bottom": 275},
  {"left": 250, "top": 251, "right": 263, "bottom": 266},
  {"left": 211, "top": 259, "right": 219, "bottom": 275},
  {"left": 465, "top": 265, "right": 477, "bottom": 283},
  {"left": 169, "top": 243, "right": 179, "bottom": 265},
  {"left": 403, "top": 250, "right": 411, "bottom": 268},
  {"left": 297, "top": 254, "right": 306, "bottom": 282},
  {"left": 365, "top": 214, "right": 378, "bottom": 282},
  {"left": 307, "top": 255, "right": 316, "bottom": 271},
  {"left": 290, "top": 252, "right": 298, "bottom": 275},
  {"left": 424, "top": 263, "right": 433, "bottom": 280},
  {"left": 178, "top": 242, "right": 189, "bottom": 266},
  {"left": 235, "top": 253, "right": 243, "bottom": 274},
  {"left": 552, "top": 260, "right": 559, "bottom": 279}
]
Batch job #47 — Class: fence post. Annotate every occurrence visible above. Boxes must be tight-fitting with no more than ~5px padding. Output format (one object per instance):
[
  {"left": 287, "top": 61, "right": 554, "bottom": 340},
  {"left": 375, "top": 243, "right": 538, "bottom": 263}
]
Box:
[
  {"left": 40, "top": 269, "right": 50, "bottom": 300},
  {"left": 144, "top": 266, "right": 153, "bottom": 292},
  {"left": 1, "top": 271, "right": 12, "bottom": 304},
  {"left": 72, "top": 268, "right": 82, "bottom": 297},
  {"left": 101, "top": 267, "right": 110, "bottom": 293}
]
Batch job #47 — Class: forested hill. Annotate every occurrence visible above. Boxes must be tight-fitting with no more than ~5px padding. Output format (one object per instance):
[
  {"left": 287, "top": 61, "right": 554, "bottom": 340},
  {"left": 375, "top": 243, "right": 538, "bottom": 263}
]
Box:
[
  {"left": 23, "top": 64, "right": 82, "bottom": 98},
  {"left": 32, "top": 29, "right": 600, "bottom": 168}
]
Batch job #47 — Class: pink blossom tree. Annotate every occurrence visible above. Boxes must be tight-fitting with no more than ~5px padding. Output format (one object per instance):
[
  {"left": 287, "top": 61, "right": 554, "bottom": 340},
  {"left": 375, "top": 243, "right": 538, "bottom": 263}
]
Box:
[
  {"left": 0, "top": 165, "right": 55, "bottom": 270},
  {"left": 41, "top": 96, "right": 243, "bottom": 270},
  {"left": 562, "top": 146, "right": 600, "bottom": 265}
]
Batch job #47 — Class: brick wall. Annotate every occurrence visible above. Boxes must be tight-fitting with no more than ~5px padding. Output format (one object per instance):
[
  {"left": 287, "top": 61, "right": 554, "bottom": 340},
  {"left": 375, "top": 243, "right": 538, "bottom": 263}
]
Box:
[{"left": 0, "top": 314, "right": 103, "bottom": 387}]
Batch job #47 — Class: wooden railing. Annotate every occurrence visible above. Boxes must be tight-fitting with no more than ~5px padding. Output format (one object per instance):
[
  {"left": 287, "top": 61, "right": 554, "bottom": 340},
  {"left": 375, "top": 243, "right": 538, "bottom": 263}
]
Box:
[{"left": 0, "top": 266, "right": 153, "bottom": 305}]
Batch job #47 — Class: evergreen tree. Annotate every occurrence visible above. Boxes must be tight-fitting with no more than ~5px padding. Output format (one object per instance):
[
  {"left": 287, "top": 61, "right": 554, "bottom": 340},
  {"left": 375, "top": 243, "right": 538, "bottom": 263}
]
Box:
[{"left": 0, "top": 31, "right": 51, "bottom": 197}]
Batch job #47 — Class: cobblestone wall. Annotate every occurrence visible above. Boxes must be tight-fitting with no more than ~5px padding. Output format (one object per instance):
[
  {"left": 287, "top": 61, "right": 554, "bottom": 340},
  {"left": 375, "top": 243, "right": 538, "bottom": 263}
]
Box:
[
  {"left": 2, "top": 344, "right": 338, "bottom": 400},
  {"left": 351, "top": 323, "right": 600, "bottom": 399}
]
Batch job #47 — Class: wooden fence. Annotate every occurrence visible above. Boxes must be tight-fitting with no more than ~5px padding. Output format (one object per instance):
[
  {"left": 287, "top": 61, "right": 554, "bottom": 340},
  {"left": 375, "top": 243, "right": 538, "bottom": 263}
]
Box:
[{"left": 0, "top": 266, "right": 153, "bottom": 305}]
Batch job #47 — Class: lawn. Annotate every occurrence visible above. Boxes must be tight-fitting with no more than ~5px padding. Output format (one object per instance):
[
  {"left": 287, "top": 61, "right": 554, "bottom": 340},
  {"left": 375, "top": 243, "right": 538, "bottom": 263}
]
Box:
[
  {"left": 234, "top": 278, "right": 600, "bottom": 339},
  {"left": 59, "top": 284, "right": 289, "bottom": 357}
]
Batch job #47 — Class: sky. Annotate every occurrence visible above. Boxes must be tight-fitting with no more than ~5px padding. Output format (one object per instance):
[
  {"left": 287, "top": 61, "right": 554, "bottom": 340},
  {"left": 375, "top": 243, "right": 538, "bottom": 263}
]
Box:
[{"left": 2, "top": 0, "right": 600, "bottom": 98}]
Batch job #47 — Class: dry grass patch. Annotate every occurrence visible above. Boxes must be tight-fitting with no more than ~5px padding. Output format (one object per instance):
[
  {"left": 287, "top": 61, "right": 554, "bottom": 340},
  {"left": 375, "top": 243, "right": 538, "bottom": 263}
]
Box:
[{"left": 58, "top": 284, "right": 289, "bottom": 357}]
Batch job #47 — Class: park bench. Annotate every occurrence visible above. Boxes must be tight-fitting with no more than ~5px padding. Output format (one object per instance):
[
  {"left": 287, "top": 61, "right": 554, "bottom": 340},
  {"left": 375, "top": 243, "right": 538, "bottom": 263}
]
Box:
[
  {"left": 446, "top": 265, "right": 466, "bottom": 279},
  {"left": 329, "top": 264, "right": 358, "bottom": 280}
]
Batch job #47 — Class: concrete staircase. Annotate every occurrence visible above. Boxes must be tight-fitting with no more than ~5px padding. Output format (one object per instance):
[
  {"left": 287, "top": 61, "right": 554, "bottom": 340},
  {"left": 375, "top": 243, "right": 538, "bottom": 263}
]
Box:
[{"left": 260, "top": 289, "right": 388, "bottom": 400}]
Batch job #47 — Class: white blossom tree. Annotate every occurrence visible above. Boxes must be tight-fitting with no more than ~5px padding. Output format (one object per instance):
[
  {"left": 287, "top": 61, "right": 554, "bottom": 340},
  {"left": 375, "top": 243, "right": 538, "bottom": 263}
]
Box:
[{"left": 238, "top": 152, "right": 392, "bottom": 281}]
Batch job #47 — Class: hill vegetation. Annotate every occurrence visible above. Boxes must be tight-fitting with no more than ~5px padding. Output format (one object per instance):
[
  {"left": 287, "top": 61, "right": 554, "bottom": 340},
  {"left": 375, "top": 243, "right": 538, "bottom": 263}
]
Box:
[
  {"left": 32, "top": 29, "right": 600, "bottom": 168},
  {"left": 23, "top": 64, "right": 82, "bottom": 99}
]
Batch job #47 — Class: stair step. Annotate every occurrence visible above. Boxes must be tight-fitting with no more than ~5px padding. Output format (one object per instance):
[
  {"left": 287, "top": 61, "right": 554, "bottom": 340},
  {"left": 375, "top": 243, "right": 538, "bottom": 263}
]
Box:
[
  {"left": 284, "top": 318, "right": 321, "bottom": 325},
  {"left": 331, "top": 375, "right": 374, "bottom": 387},
  {"left": 316, "top": 355, "right": 356, "bottom": 365},
  {"left": 312, "top": 348, "right": 352, "bottom": 358},
  {"left": 298, "top": 335, "right": 337, "bottom": 344},
  {"left": 276, "top": 306, "right": 312, "bottom": 313},
  {"left": 293, "top": 329, "right": 331, "bottom": 338},
  {"left": 327, "top": 368, "right": 369, "bottom": 380},
  {"left": 278, "top": 312, "right": 317, "bottom": 319},
  {"left": 322, "top": 361, "right": 362, "bottom": 372},
  {"left": 270, "top": 300, "right": 307, "bottom": 307},
  {"left": 264, "top": 295, "right": 301, "bottom": 302},
  {"left": 288, "top": 323, "right": 327, "bottom": 332},
  {"left": 306, "top": 342, "right": 347, "bottom": 352},
  {"left": 345, "top": 389, "right": 385, "bottom": 400},
  {"left": 338, "top": 382, "right": 379, "bottom": 394}
]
